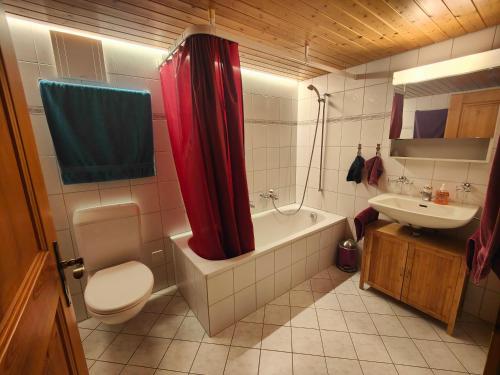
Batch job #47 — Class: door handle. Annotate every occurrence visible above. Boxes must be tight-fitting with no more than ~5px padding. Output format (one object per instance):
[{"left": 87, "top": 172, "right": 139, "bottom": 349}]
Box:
[{"left": 52, "top": 241, "right": 86, "bottom": 306}]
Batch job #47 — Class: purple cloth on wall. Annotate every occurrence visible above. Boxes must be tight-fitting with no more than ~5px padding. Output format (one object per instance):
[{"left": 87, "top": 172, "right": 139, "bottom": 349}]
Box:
[
  {"left": 389, "top": 93, "right": 404, "bottom": 139},
  {"left": 413, "top": 109, "right": 448, "bottom": 138},
  {"left": 365, "top": 156, "right": 384, "bottom": 186},
  {"left": 467, "top": 136, "right": 500, "bottom": 283}
]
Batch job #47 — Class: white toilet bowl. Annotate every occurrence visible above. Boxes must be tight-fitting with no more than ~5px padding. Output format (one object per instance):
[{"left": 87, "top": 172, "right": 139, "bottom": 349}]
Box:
[
  {"left": 73, "top": 203, "right": 153, "bottom": 325},
  {"left": 84, "top": 261, "right": 153, "bottom": 324}
]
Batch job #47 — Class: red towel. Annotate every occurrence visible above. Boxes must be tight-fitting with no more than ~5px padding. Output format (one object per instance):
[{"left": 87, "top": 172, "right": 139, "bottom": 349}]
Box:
[
  {"left": 467, "top": 138, "right": 500, "bottom": 283},
  {"left": 354, "top": 207, "right": 379, "bottom": 241},
  {"left": 389, "top": 93, "right": 404, "bottom": 139},
  {"left": 365, "top": 156, "right": 384, "bottom": 186}
]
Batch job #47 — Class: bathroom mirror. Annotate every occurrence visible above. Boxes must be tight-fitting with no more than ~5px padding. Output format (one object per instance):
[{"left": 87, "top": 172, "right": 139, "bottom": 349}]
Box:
[{"left": 391, "top": 66, "right": 500, "bottom": 140}]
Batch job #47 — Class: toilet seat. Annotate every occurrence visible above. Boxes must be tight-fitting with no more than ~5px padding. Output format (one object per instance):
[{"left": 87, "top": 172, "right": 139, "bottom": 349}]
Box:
[{"left": 84, "top": 260, "right": 153, "bottom": 317}]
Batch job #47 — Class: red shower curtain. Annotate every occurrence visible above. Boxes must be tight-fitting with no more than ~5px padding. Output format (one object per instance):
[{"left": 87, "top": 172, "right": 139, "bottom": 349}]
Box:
[{"left": 159, "top": 34, "right": 254, "bottom": 260}]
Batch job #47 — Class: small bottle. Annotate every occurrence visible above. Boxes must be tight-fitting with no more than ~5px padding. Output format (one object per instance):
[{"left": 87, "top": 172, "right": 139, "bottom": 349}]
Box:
[{"left": 434, "top": 183, "right": 450, "bottom": 205}]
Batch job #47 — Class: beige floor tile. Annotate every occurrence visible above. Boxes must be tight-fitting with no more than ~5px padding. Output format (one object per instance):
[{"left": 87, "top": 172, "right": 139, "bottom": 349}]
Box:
[
  {"left": 456, "top": 321, "right": 493, "bottom": 347},
  {"left": 241, "top": 307, "right": 265, "bottom": 323},
  {"left": 96, "top": 322, "right": 125, "bottom": 333},
  {"left": 337, "top": 294, "right": 367, "bottom": 312},
  {"left": 261, "top": 324, "right": 292, "bottom": 352},
  {"left": 154, "top": 370, "right": 187, "bottom": 374},
  {"left": 269, "top": 292, "right": 290, "bottom": 306},
  {"left": 359, "top": 361, "right": 398, "bottom": 375},
  {"left": 344, "top": 311, "right": 377, "bottom": 334},
  {"left": 446, "top": 342, "right": 486, "bottom": 374},
  {"left": 82, "top": 330, "right": 117, "bottom": 359},
  {"left": 431, "top": 370, "right": 469, "bottom": 375},
  {"left": 264, "top": 304, "right": 291, "bottom": 326},
  {"left": 350, "top": 333, "right": 391, "bottom": 363},
  {"left": 310, "top": 278, "right": 334, "bottom": 293},
  {"left": 129, "top": 337, "right": 171, "bottom": 368},
  {"left": 290, "top": 307, "right": 319, "bottom": 329},
  {"left": 148, "top": 314, "right": 184, "bottom": 338},
  {"left": 158, "top": 339, "right": 200, "bottom": 372},
  {"left": 203, "top": 324, "right": 235, "bottom": 345},
  {"left": 389, "top": 301, "right": 420, "bottom": 317},
  {"left": 122, "top": 312, "right": 160, "bottom": 335},
  {"left": 334, "top": 280, "right": 359, "bottom": 295},
  {"left": 259, "top": 350, "right": 293, "bottom": 375},
  {"left": 121, "top": 365, "right": 155, "bottom": 374},
  {"left": 292, "top": 353, "right": 328, "bottom": 374},
  {"left": 325, "top": 357, "right": 362, "bottom": 375},
  {"left": 327, "top": 266, "right": 352, "bottom": 283},
  {"left": 99, "top": 333, "right": 143, "bottom": 363},
  {"left": 316, "top": 309, "right": 348, "bottom": 331},
  {"left": 399, "top": 317, "right": 441, "bottom": 340},
  {"left": 313, "top": 269, "right": 331, "bottom": 279},
  {"left": 144, "top": 295, "right": 172, "bottom": 313},
  {"left": 361, "top": 296, "right": 394, "bottom": 315},
  {"left": 191, "top": 343, "right": 229, "bottom": 375},
  {"left": 86, "top": 359, "right": 95, "bottom": 368},
  {"left": 321, "top": 330, "right": 357, "bottom": 359},
  {"left": 291, "top": 327, "right": 324, "bottom": 355},
  {"left": 89, "top": 361, "right": 124, "bottom": 374},
  {"left": 224, "top": 346, "right": 260, "bottom": 375},
  {"left": 382, "top": 336, "right": 427, "bottom": 367},
  {"left": 370, "top": 314, "right": 408, "bottom": 337},
  {"left": 174, "top": 316, "right": 205, "bottom": 341},
  {"left": 395, "top": 365, "right": 434, "bottom": 374},
  {"left": 79, "top": 328, "right": 93, "bottom": 341},
  {"left": 313, "top": 292, "right": 340, "bottom": 310},
  {"left": 231, "top": 322, "right": 263, "bottom": 348},
  {"left": 289, "top": 290, "right": 314, "bottom": 307},
  {"left": 432, "top": 324, "right": 474, "bottom": 344},
  {"left": 79, "top": 317, "right": 101, "bottom": 330},
  {"left": 292, "top": 280, "right": 311, "bottom": 291},
  {"left": 163, "top": 296, "right": 189, "bottom": 315},
  {"left": 414, "top": 339, "right": 466, "bottom": 372}
]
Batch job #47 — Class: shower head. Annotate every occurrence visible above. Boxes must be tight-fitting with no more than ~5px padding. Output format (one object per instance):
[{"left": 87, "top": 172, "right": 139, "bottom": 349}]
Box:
[{"left": 307, "top": 84, "right": 321, "bottom": 101}]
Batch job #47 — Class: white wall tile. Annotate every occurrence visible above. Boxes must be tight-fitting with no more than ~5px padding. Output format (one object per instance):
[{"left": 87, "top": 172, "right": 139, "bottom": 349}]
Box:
[
  {"left": 417, "top": 39, "right": 453, "bottom": 65},
  {"left": 100, "top": 187, "right": 132, "bottom": 205},
  {"left": 256, "top": 252, "right": 275, "bottom": 281},
  {"left": 275, "top": 266, "right": 292, "bottom": 297},
  {"left": 234, "top": 260, "right": 256, "bottom": 292},
  {"left": 275, "top": 244, "right": 292, "bottom": 271},
  {"left": 451, "top": 27, "right": 496, "bottom": 58},
  {"left": 235, "top": 284, "right": 257, "bottom": 321},
  {"left": 291, "top": 238, "right": 307, "bottom": 263},
  {"left": 207, "top": 270, "right": 234, "bottom": 305},
  {"left": 209, "top": 295, "right": 234, "bottom": 336},
  {"left": 256, "top": 274, "right": 275, "bottom": 307}
]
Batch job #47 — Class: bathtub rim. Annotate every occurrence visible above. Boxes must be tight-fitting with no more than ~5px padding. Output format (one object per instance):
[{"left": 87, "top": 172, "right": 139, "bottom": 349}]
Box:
[{"left": 171, "top": 204, "right": 345, "bottom": 279}]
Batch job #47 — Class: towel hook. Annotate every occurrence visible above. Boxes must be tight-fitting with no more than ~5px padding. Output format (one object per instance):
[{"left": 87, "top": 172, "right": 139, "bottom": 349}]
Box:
[
  {"left": 357, "top": 143, "right": 362, "bottom": 156},
  {"left": 376, "top": 143, "right": 381, "bottom": 156}
]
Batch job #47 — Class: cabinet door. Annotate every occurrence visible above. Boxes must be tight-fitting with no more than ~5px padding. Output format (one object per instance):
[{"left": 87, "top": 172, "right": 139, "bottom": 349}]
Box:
[
  {"left": 445, "top": 89, "right": 500, "bottom": 138},
  {"left": 402, "top": 244, "right": 462, "bottom": 321},
  {"left": 366, "top": 232, "right": 408, "bottom": 300}
]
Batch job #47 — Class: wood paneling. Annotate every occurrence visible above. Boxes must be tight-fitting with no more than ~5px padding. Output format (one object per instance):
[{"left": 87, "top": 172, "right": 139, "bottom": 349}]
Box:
[{"left": 2, "top": 0, "right": 498, "bottom": 80}]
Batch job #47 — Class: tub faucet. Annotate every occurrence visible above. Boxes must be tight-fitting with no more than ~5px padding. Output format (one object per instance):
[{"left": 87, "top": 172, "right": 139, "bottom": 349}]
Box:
[{"left": 260, "top": 189, "right": 279, "bottom": 201}]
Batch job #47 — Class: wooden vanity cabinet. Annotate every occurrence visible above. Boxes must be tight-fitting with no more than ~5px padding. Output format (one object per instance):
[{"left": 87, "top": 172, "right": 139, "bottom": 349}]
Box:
[
  {"left": 444, "top": 88, "right": 500, "bottom": 139},
  {"left": 360, "top": 222, "right": 467, "bottom": 334}
]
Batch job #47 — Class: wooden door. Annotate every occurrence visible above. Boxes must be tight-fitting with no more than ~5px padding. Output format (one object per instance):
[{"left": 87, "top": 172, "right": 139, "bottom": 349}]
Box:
[
  {"left": 366, "top": 232, "right": 408, "bottom": 299},
  {"left": 402, "top": 243, "right": 464, "bottom": 323},
  {"left": 444, "top": 88, "right": 500, "bottom": 138},
  {"left": 0, "top": 8, "right": 87, "bottom": 375}
]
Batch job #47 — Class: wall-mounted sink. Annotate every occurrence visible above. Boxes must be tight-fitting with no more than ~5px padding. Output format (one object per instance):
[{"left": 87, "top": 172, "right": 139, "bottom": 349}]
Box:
[{"left": 368, "top": 193, "right": 479, "bottom": 229}]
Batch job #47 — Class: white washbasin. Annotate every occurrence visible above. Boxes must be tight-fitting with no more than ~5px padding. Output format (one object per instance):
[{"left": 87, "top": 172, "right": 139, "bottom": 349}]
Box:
[{"left": 368, "top": 193, "right": 479, "bottom": 229}]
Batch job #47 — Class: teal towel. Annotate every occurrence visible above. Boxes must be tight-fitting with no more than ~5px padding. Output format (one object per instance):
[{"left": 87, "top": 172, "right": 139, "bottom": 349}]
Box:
[{"left": 39, "top": 80, "right": 154, "bottom": 184}]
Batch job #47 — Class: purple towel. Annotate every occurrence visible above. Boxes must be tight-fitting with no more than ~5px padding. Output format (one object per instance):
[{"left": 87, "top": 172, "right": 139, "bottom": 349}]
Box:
[
  {"left": 354, "top": 207, "right": 379, "bottom": 241},
  {"left": 389, "top": 93, "right": 403, "bottom": 139},
  {"left": 365, "top": 156, "right": 384, "bottom": 186},
  {"left": 413, "top": 109, "right": 448, "bottom": 138}
]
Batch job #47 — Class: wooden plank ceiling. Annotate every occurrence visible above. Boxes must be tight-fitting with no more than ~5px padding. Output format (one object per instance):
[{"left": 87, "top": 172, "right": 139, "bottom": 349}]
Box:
[{"left": 3, "top": 0, "right": 500, "bottom": 80}]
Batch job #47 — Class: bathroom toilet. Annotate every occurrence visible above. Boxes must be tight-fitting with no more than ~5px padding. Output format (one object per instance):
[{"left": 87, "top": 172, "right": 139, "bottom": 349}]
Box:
[{"left": 73, "top": 203, "right": 153, "bottom": 325}]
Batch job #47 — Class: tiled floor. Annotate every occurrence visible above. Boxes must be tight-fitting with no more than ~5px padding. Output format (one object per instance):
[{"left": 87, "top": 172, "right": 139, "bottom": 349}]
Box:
[{"left": 78, "top": 267, "right": 493, "bottom": 375}]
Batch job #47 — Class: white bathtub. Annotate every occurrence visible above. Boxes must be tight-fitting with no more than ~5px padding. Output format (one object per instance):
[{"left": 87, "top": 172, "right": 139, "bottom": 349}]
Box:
[{"left": 171, "top": 204, "right": 345, "bottom": 335}]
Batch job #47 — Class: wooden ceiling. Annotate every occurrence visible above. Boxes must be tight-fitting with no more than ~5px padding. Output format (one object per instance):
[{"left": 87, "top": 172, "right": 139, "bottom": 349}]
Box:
[{"left": 3, "top": 0, "right": 500, "bottom": 80}]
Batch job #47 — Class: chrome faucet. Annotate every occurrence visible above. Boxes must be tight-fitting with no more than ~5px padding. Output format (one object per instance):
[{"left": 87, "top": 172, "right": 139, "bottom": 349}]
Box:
[
  {"left": 260, "top": 189, "right": 279, "bottom": 201},
  {"left": 389, "top": 176, "right": 412, "bottom": 185},
  {"left": 456, "top": 182, "right": 472, "bottom": 193},
  {"left": 420, "top": 185, "right": 433, "bottom": 201}
]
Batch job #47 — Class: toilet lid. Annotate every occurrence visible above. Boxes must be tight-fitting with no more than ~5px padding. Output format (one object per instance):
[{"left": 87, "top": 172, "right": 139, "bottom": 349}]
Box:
[{"left": 84, "top": 261, "right": 153, "bottom": 314}]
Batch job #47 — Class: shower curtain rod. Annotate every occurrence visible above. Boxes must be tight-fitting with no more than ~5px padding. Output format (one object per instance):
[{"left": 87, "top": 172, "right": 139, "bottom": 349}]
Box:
[{"left": 158, "top": 24, "right": 351, "bottom": 77}]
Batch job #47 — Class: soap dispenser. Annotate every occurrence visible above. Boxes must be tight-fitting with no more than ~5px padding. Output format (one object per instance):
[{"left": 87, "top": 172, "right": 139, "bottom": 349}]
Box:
[{"left": 435, "top": 183, "right": 450, "bottom": 205}]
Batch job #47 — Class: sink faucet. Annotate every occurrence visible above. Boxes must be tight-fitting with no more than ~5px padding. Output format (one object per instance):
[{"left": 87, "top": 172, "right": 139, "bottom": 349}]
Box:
[
  {"left": 420, "top": 185, "right": 433, "bottom": 201},
  {"left": 260, "top": 189, "right": 279, "bottom": 201},
  {"left": 456, "top": 182, "right": 472, "bottom": 193},
  {"left": 389, "top": 176, "right": 412, "bottom": 185}
]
